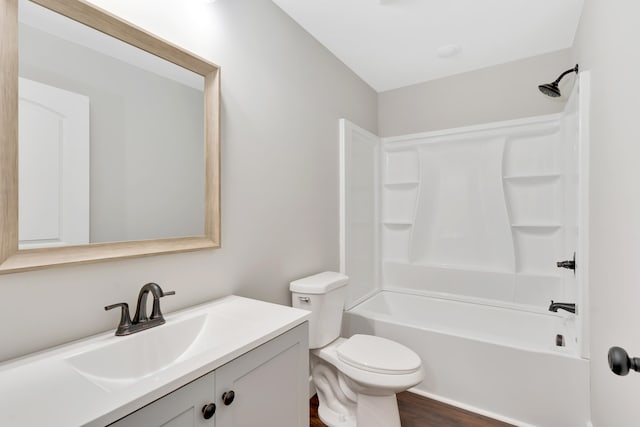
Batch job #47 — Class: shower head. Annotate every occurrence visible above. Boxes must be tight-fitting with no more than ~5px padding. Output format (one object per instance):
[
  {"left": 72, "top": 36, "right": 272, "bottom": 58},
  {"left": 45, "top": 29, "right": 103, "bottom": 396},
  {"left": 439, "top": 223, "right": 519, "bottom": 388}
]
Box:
[
  {"left": 538, "top": 64, "right": 579, "bottom": 98},
  {"left": 538, "top": 82, "right": 561, "bottom": 98}
]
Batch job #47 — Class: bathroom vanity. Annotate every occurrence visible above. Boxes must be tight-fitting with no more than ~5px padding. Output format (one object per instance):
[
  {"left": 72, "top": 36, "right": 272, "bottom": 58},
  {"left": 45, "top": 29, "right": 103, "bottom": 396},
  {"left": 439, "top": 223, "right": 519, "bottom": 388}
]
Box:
[{"left": 0, "top": 296, "right": 310, "bottom": 426}]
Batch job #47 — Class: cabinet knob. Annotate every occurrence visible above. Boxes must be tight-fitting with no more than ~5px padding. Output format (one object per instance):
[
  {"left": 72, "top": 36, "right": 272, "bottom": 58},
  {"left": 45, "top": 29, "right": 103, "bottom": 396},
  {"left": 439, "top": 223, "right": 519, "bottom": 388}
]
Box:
[
  {"left": 202, "top": 403, "right": 216, "bottom": 420},
  {"left": 222, "top": 390, "right": 235, "bottom": 406}
]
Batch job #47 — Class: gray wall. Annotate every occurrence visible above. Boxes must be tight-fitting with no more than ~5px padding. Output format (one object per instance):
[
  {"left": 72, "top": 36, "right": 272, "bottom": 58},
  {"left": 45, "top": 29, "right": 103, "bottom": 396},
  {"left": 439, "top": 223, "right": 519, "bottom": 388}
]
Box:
[
  {"left": 0, "top": 0, "right": 377, "bottom": 362},
  {"left": 20, "top": 24, "right": 205, "bottom": 242},
  {"left": 378, "top": 49, "right": 574, "bottom": 137},
  {"left": 573, "top": 1, "right": 640, "bottom": 425}
]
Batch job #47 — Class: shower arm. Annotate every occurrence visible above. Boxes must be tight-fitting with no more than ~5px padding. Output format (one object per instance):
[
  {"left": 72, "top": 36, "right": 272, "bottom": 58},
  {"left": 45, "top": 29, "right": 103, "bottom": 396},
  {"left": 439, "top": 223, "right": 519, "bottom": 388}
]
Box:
[{"left": 553, "top": 65, "right": 579, "bottom": 85}]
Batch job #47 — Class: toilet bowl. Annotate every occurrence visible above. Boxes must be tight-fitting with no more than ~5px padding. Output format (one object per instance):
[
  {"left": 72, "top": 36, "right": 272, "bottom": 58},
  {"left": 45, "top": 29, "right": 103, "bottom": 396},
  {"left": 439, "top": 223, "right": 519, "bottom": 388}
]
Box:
[
  {"left": 312, "top": 336, "right": 423, "bottom": 427},
  {"left": 290, "top": 272, "right": 424, "bottom": 427}
]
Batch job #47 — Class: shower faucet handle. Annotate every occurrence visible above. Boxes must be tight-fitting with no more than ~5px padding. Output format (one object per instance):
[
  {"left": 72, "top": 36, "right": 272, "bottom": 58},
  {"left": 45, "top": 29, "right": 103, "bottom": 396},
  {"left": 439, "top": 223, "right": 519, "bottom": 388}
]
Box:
[
  {"left": 556, "top": 260, "right": 575, "bottom": 269},
  {"left": 556, "top": 252, "right": 576, "bottom": 273}
]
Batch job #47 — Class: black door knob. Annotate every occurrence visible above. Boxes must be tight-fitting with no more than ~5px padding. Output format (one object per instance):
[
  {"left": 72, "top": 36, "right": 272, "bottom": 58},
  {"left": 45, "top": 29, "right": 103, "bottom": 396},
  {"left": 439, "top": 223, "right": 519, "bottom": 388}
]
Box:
[
  {"left": 222, "top": 390, "right": 235, "bottom": 406},
  {"left": 608, "top": 346, "right": 640, "bottom": 376},
  {"left": 202, "top": 403, "right": 216, "bottom": 420}
]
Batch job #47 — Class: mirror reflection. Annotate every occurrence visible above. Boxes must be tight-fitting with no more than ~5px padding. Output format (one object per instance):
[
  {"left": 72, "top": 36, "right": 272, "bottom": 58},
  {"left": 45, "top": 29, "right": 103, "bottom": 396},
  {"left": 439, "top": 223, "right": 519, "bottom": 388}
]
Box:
[{"left": 18, "top": 0, "right": 205, "bottom": 249}]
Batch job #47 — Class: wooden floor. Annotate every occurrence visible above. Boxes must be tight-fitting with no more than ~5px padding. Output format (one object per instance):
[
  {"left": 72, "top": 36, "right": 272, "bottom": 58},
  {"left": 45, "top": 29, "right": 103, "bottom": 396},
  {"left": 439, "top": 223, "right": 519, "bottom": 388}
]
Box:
[{"left": 310, "top": 392, "right": 514, "bottom": 427}]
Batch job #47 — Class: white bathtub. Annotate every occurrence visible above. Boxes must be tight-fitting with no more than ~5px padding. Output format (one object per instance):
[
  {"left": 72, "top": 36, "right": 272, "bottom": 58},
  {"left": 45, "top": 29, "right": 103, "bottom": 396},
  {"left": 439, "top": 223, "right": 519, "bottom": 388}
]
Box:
[{"left": 342, "top": 290, "right": 590, "bottom": 427}]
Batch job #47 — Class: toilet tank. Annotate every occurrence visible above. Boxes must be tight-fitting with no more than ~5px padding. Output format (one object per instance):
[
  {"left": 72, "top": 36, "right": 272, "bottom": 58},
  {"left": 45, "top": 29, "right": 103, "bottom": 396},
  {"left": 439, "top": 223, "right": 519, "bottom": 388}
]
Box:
[{"left": 290, "top": 272, "right": 348, "bottom": 349}]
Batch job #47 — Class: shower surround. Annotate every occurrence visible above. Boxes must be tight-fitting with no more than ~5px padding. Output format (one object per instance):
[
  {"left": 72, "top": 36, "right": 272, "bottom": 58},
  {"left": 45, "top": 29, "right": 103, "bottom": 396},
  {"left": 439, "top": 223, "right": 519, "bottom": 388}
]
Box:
[
  {"left": 382, "top": 114, "right": 575, "bottom": 310},
  {"left": 340, "top": 74, "right": 590, "bottom": 426}
]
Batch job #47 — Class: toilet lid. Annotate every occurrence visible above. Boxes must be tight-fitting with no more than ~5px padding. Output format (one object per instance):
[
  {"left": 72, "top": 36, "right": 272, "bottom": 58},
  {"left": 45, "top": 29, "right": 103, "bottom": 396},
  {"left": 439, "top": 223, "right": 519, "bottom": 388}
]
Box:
[{"left": 337, "top": 335, "right": 421, "bottom": 375}]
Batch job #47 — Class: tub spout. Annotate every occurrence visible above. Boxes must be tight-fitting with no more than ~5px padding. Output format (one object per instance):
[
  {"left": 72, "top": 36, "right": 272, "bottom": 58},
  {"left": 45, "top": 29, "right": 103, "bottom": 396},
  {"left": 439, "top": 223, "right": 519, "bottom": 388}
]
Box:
[{"left": 548, "top": 301, "right": 576, "bottom": 314}]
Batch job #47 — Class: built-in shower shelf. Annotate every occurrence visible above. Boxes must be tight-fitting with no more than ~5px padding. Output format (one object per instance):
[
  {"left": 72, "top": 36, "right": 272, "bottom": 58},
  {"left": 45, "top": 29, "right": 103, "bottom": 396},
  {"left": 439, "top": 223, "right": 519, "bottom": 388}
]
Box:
[
  {"left": 383, "top": 221, "right": 413, "bottom": 227},
  {"left": 511, "top": 224, "right": 562, "bottom": 230},
  {"left": 503, "top": 173, "right": 561, "bottom": 181},
  {"left": 384, "top": 181, "right": 419, "bottom": 188}
]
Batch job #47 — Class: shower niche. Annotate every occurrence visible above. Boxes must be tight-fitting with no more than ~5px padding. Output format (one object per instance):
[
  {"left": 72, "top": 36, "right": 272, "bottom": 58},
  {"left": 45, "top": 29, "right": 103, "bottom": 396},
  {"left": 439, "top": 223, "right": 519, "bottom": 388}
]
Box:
[{"left": 341, "top": 74, "right": 588, "bottom": 314}]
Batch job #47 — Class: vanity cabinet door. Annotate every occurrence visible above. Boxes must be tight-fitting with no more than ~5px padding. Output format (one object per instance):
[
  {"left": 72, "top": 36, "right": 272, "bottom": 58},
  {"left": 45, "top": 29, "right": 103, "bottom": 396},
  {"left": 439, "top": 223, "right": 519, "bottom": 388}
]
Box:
[
  {"left": 108, "top": 322, "right": 308, "bottom": 427},
  {"left": 109, "top": 372, "right": 216, "bottom": 427},
  {"left": 214, "top": 323, "right": 309, "bottom": 427}
]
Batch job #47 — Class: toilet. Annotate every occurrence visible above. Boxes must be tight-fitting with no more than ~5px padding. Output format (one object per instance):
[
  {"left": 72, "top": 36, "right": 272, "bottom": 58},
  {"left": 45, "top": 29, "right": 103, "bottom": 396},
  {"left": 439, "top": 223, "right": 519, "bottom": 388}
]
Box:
[{"left": 290, "top": 272, "right": 423, "bottom": 427}]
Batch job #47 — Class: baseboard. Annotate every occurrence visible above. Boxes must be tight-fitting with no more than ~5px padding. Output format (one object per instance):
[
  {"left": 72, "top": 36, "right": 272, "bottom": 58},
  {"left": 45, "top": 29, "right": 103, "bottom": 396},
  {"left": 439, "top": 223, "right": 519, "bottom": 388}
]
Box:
[{"left": 407, "top": 388, "right": 536, "bottom": 427}]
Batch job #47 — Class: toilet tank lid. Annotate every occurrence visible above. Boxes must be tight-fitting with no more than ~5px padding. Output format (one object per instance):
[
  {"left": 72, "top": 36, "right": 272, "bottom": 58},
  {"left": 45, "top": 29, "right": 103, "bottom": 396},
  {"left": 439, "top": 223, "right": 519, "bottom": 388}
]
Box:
[{"left": 289, "top": 271, "right": 348, "bottom": 294}]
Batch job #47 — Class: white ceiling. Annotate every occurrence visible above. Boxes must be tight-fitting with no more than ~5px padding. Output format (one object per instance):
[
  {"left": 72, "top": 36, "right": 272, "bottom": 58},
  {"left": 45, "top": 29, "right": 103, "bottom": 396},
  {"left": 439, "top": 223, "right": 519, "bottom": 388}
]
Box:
[{"left": 272, "top": 0, "right": 584, "bottom": 92}]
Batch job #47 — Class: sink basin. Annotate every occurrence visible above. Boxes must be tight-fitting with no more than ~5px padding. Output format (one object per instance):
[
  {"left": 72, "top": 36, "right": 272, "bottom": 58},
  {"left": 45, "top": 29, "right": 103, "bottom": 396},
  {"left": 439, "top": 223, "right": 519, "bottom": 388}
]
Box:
[{"left": 66, "top": 313, "right": 206, "bottom": 391}]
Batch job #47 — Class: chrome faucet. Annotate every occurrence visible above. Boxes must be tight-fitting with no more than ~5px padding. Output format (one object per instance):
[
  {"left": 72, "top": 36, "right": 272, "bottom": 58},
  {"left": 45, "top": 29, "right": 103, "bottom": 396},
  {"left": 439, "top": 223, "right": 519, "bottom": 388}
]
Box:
[
  {"left": 548, "top": 300, "right": 576, "bottom": 314},
  {"left": 105, "top": 283, "right": 175, "bottom": 336}
]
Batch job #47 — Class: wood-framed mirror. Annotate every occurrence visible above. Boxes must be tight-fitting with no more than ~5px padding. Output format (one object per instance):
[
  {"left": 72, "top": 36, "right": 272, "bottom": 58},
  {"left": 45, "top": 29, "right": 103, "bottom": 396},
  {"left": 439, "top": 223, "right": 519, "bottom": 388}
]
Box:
[{"left": 0, "top": 0, "right": 220, "bottom": 274}]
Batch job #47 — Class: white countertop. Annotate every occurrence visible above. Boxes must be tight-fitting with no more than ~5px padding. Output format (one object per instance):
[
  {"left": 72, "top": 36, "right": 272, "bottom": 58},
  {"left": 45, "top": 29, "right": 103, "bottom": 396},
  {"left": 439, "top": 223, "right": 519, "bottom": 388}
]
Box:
[{"left": 0, "top": 296, "right": 310, "bottom": 426}]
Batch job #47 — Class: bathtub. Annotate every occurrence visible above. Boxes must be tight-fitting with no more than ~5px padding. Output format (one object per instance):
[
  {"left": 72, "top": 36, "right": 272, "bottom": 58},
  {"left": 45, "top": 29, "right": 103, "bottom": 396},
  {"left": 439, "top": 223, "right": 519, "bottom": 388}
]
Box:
[{"left": 342, "top": 290, "right": 590, "bottom": 427}]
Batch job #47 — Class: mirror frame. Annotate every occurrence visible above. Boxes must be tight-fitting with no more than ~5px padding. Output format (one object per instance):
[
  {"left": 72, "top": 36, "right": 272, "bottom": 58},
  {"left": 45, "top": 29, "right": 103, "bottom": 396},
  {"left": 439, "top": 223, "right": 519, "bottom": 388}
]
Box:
[{"left": 0, "top": 0, "right": 220, "bottom": 274}]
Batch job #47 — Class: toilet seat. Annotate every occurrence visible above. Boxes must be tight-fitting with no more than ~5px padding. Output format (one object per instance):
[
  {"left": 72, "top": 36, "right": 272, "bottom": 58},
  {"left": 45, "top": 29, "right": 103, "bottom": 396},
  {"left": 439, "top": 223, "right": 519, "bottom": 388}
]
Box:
[
  {"left": 312, "top": 337, "right": 424, "bottom": 393},
  {"left": 337, "top": 335, "right": 421, "bottom": 375}
]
